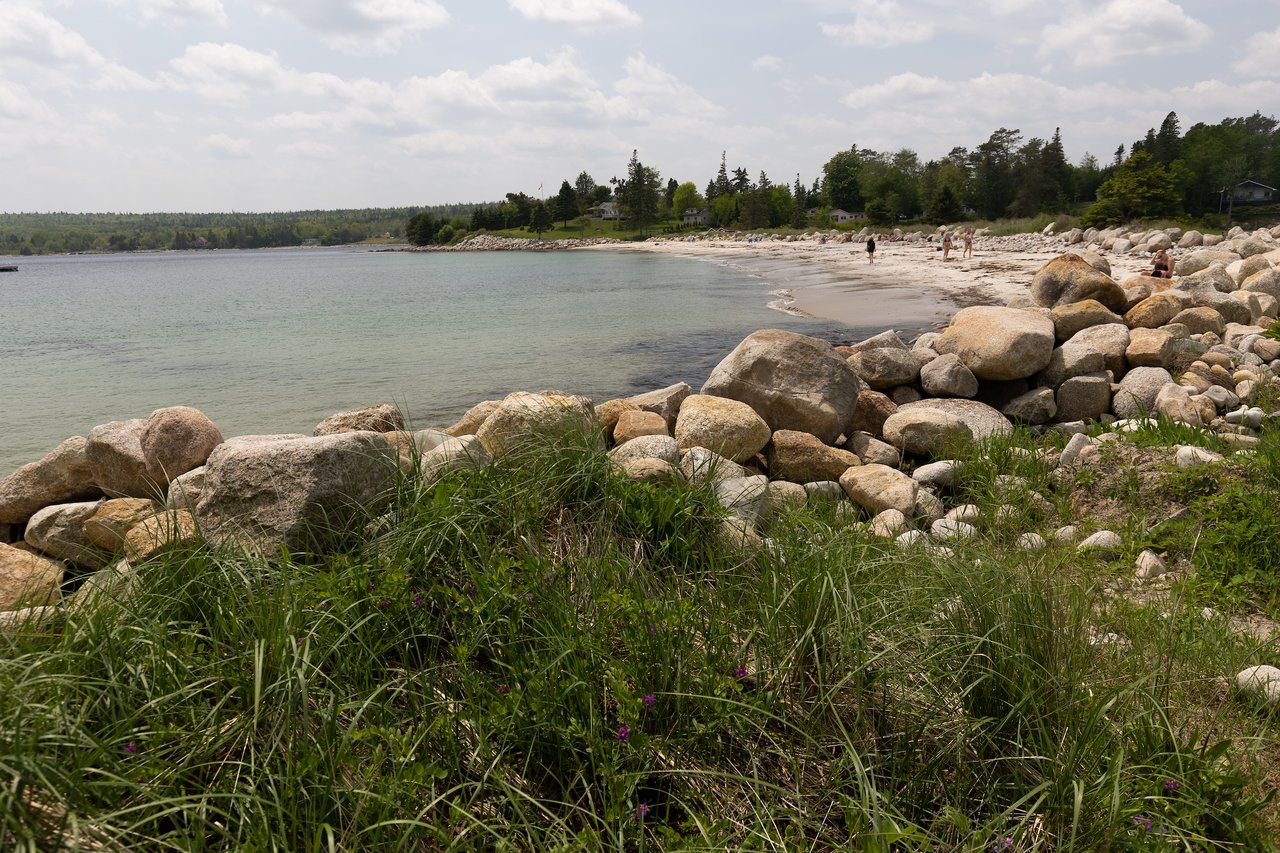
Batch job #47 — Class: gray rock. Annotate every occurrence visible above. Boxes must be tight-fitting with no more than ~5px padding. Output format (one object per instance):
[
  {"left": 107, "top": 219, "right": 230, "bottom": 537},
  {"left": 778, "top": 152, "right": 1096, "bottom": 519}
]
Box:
[
  {"left": 702, "top": 329, "right": 864, "bottom": 443},
  {"left": 1112, "top": 368, "right": 1173, "bottom": 418},
  {"left": 846, "top": 433, "right": 901, "bottom": 468},
  {"left": 1078, "top": 530, "right": 1122, "bottom": 555},
  {"left": 882, "top": 409, "right": 974, "bottom": 457},
  {"left": 24, "top": 500, "right": 110, "bottom": 568},
  {"left": 196, "top": 432, "right": 399, "bottom": 553},
  {"left": 1016, "top": 532, "right": 1047, "bottom": 551},
  {"left": 1236, "top": 665, "right": 1280, "bottom": 704},
  {"left": 914, "top": 489, "right": 946, "bottom": 523},
  {"left": 85, "top": 419, "right": 155, "bottom": 499},
  {"left": 609, "top": 435, "right": 681, "bottom": 467},
  {"left": 1036, "top": 343, "right": 1106, "bottom": 389},
  {"left": 1002, "top": 388, "right": 1057, "bottom": 425},
  {"left": 1066, "top": 323, "right": 1129, "bottom": 377},
  {"left": 0, "top": 436, "right": 102, "bottom": 525},
  {"left": 897, "top": 399, "right": 1014, "bottom": 441},
  {"left": 839, "top": 464, "right": 919, "bottom": 516},
  {"left": 1055, "top": 373, "right": 1112, "bottom": 422},
  {"left": 714, "top": 475, "right": 770, "bottom": 526},
  {"left": 1135, "top": 550, "right": 1167, "bottom": 579},
  {"left": 803, "top": 480, "right": 845, "bottom": 501},
  {"left": 627, "top": 383, "right": 692, "bottom": 431},
  {"left": 313, "top": 403, "right": 404, "bottom": 436},
  {"left": 1058, "top": 433, "right": 1097, "bottom": 468},
  {"left": 919, "top": 353, "right": 979, "bottom": 398},
  {"left": 931, "top": 518, "right": 977, "bottom": 540},
  {"left": 420, "top": 435, "right": 491, "bottom": 486},
  {"left": 913, "top": 460, "right": 962, "bottom": 488},
  {"left": 847, "top": 347, "right": 922, "bottom": 390},
  {"left": 165, "top": 465, "right": 207, "bottom": 510},
  {"left": 1174, "top": 445, "right": 1223, "bottom": 467},
  {"left": 935, "top": 306, "right": 1055, "bottom": 381},
  {"left": 0, "top": 542, "right": 64, "bottom": 611},
  {"left": 680, "top": 447, "right": 748, "bottom": 485},
  {"left": 870, "top": 508, "right": 908, "bottom": 538}
]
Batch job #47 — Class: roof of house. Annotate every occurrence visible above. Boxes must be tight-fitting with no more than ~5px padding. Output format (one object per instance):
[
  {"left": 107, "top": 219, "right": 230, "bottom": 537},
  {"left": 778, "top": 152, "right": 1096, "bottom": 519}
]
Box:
[{"left": 1237, "top": 179, "right": 1277, "bottom": 191}]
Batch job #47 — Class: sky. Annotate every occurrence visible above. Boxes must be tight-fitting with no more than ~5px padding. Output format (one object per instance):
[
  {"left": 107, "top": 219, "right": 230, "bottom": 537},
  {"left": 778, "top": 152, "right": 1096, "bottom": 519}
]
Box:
[{"left": 2, "top": 0, "right": 1277, "bottom": 213}]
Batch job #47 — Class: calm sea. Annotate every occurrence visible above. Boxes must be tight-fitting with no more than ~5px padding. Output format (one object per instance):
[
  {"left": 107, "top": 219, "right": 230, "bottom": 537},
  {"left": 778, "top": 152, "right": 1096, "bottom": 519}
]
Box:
[{"left": 0, "top": 247, "right": 951, "bottom": 475}]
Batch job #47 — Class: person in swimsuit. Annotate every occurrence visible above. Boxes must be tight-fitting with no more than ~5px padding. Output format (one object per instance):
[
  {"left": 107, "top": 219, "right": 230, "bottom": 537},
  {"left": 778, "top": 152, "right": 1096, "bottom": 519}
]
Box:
[
  {"left": 962, "top": 231, "right": 973, "bottom": 258},
  {"left": 866, "top": 235, "right": 876, "bottom": 263},
  {"left": 1142, "top": 248, "right": 1173, "bottom": 278},
  {"left": 941, "top": 232, "right": 953, "bottom": 261}
]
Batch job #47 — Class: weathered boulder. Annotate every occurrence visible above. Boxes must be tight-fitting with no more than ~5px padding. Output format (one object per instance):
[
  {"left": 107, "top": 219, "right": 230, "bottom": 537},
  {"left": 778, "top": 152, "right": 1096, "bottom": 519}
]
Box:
[
  {"left": 627, "top": 383, "right": 692, "bottom": 431},
  {"left": 141, "top": 406, "right": 223, "bottom": 486},
  {"left": 446, "top": 399, "right": 502, "bottom": 437},
  {"left": 897, "top": 399, "right": 1014, "bottom": 440},
  {"left": 84, "top": 498, "right": 157, "bottom": 551},
  {"left": 24, "top": 501, "right": 110, "bottom": 568},
  {"left": 0, "top": 543, "right": 63, "bottom": 611},
  {"left": 848, "top": 389, "right": 897, "bottom": 438},
  {"left": 1124, "top": 292, "right": 1190, "bottom": 329},
  {"left": 1036, "top": 343, "right": 1106, "bottom": 389},
  {"left": 1030, "top": 254, "right": 1127, "bottom": 312},
  {"left": 714, "top": 476, "right": 770, "bottom": 526},
  {"left": 1066, "top": 324, "right": 1130, "bottom": 377},
  {"left": 1171, "top": 277, "right": 1252, "bottom": 325},
  {"left": 882, "top": 409, "right": 974, "bottom": 457},
  {"left": 846, "top": 433, "right": 900, "bottom": 468},
  {"left": 419, "top": 435, "right": 491, "bottom": 487},
  {"left": 766, "top": 430, "right": 860, "bottom": 483},
  {"left": 1002, "top": 388, "right": 1057, "bottom": 424},
  {"left": 1154, "top": 384, "right": 1214, "bottom": 427},
  {"left": 1175, "top": 249, "right": 1239, "bottom": 277},
  {"left": 934, "top": 306, "right": 1055, "bottom": 381},
  {"left": 620, "top": 458, "right": 679, "bottom": 483},
  {"left": 613, "top": 410, "right": 668, "bottom": 445},
  {"left": 125, "top": 511, "right": 198, "bottom": 561},
  {"left": 0, "top": 436, "right": 102, "bottom": 525},
  {"left": 1112, "top": 367, "right": 1173, "bottom": 418},
  {"left": 1183, "top": 263, "right": 1236, "bottom": 294},
  {"left": 165, "top": 466, "right": 207, "bottom": 510},
  {"left": 701, "top": 329, "right": 863, "bottom": 443},
  {"left": 1052, "top": 299, "right": 1123, "bottom": 342},
  {"left": 844, "top": 329, "right": 908, "bottom": 354},
  {"left": 1069, "top": 249, "right": 1111, "bottom": 275},
  {"left": 680, "top": 447, "right": 747, "bottom": 485},
  {"left": 609, "top": 435, "right": 681, "bottom": 467},
  {"left": 313, "top": 403, "right": 404, "bottom": 436},
  {"left": 674, "top": 395, "right": 771, "bottom": 463},
  {"left": 1237, "top": 665, "right": 1280, "bottom": 704},
  {"left": 476, "top": 392, "right": 595, "bottom": 458},
  {"left": 1170, "top": 307, "right": 1226, "bottom": 337},
  {"left": 1238, "top": 236, "right": 1275, "bottom": 259},
  {"left": 1242, "top": 269, "right": 1280, "bottom": 302},
  {"left": 196, "top": 432, "right": 399, "bottom": 553},
  {"left": 839, "top": 464, "right": 919, "bottom": 517},
  {"left": 1176, "top": 230, "right": 1203, "bottom": 249},
  {"left": 1125, "top": 327, "right": 1179, "bottom": 369},
  {"left": 1055, "top": 373, "right": 1111, "bottom": 422},
  {"left": 85, "top": 419, "right": 154, "bottom": 498},
  {"left": 846, "top": 347, "right": 921, "bottom": 390},
  {"left": 919, "top": 353, "right": 978, "bottom": 398}
]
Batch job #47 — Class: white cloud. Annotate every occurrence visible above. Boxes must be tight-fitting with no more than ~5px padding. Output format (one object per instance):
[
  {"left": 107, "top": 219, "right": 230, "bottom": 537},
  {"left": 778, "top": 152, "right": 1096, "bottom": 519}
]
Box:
[
  {"left": 276, "top": 140, "right": 339, "bottom": 159},
  {"left": 107, "top": 0, "right": 229, "bottom": 26},
  {"left": 203, "top": 133, "right": 252, "bottom": 158},
  {"left": 1233, "top": 26, "right": 1280, "bottom": 78},
  {"left": 250, "top": 0, "right": 449, "bottom": 54},
  {"left": 752, "top": 55, "right": 783, "bottom": 72},
  {"left": 0, "top": 2, "right": 156, "bottom": 89},
  {"left": 1038, "top": 0, "right": 1210, "bottom": 69},
  {"left": 614, "top": 53, "right": 724, "bottom": 120},
  {"left": 820, "top": 1, "right": 933, "bottom": 48},
  {"left": 507, "top": 0, "right": 641, "bottom": 29},
  {"left": 163, "top": 42, "right": 391, "bottom": 103}
]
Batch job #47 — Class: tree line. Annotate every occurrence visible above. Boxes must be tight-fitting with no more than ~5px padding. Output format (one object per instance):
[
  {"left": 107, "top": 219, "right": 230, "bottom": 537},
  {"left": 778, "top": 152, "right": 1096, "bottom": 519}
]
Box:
[{"left": 405, "top": 110, "right": 1279, "bottom": 246}]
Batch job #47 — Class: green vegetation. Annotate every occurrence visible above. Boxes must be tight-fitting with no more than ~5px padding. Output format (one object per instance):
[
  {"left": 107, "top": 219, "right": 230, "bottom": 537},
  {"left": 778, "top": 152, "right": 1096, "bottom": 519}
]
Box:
[{"left": 4, "top": 417, "right": 1280, "bottom": 850}]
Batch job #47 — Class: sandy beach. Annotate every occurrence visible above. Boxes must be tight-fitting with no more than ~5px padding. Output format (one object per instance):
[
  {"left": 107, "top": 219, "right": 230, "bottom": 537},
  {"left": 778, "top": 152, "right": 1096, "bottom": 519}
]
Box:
[{"left": 593, "top": 234, "right": 1156, "bottom": 331}]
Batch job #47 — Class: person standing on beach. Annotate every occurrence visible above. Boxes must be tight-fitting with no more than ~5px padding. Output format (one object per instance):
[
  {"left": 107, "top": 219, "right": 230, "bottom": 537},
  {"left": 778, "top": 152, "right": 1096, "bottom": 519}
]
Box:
[
  {"left": 962, "top": 230, "right": 973, "bottom": 259},
  {"left": 941, "top": 232, "right": 953, "bottom": 261},
  {"left": 866, "top": 235, "right": 876, "bottom": 263}
]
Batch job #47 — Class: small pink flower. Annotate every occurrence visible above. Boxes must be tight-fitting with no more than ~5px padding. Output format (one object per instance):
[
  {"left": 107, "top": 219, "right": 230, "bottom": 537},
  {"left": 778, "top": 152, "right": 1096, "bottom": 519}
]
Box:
[
  {"left": 734, "top": 666, "right": 748, "bottom": 679},
  {"left": 617, "top": 723, "right": 631, "bottom": 742},
  {"left": 123, "top": 743, "right": 138, "bottom": 756},
  {"left": 634, "top": 802, "right": 649, "bottom": 821},
  {"left": 642, "top": 693, "right": 656, "bottom": 709}
]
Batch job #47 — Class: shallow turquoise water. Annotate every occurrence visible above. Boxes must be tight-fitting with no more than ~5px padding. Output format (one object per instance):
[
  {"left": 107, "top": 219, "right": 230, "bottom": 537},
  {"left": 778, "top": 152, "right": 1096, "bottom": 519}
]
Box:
[{"left": 0, "top": 247, "right": 949, "bottom": 475}]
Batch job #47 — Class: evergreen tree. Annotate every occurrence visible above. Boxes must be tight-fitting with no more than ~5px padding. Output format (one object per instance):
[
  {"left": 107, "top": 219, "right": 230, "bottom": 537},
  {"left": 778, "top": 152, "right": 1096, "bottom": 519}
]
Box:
[
  {"left": 529, "top": 200, "right": 552, "bottom": 238},
  {"left": 553, "top": 181, "right": 578, "bottom": 225},
  {"left": 1154, "top": 112, "right": 1181, "bottom": 165}
]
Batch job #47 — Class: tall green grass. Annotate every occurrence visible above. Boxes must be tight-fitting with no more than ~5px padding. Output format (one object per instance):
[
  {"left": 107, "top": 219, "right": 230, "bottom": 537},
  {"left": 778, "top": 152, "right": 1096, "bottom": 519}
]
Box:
[{"left": 1, "top": 424, "right": 1276, "bottom": 850}]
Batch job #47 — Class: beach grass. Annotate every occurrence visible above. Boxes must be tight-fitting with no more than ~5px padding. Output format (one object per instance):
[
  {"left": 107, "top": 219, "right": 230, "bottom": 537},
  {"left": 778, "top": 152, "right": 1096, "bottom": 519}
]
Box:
[{"left": 2, "top": 424, "right": 1279, "bottom": 850}]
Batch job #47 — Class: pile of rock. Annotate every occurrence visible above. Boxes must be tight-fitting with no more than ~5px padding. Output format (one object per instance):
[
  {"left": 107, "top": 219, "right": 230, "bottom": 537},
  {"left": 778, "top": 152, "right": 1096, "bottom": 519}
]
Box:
[{"left": 410, "top": 235, "right": 622, "bottom": 252}]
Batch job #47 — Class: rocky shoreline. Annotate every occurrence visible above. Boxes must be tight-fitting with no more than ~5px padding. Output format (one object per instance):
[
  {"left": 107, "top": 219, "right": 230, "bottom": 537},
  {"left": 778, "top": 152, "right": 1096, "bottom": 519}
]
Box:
[{"left": 4, "top": 223, "right": 1280, "bottom": 699}]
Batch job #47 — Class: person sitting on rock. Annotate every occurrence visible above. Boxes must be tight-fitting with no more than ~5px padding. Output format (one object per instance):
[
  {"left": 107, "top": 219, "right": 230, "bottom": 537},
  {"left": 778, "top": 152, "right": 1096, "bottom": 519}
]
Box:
[{"left": 1141, "top": 248, "right": 1174, "bottom": 279}]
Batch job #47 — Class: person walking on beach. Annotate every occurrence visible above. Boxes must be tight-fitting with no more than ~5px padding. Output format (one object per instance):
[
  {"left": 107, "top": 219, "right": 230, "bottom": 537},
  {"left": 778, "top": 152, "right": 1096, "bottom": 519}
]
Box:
[
  {"left": 941, "top": 232, "right": 953, "bottom": 262},
  {"left": 866, "top": 235, "right": 876, "bottom": 263},
  {"left": 962, "top": 230, "right": 973, "bottom": 259}
]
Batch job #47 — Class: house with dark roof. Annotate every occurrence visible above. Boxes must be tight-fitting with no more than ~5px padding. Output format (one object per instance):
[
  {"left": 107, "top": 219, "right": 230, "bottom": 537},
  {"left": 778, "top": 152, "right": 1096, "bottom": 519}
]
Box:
[{"left": 1233, "top": 180, "right": 1276, "bottom": 204}]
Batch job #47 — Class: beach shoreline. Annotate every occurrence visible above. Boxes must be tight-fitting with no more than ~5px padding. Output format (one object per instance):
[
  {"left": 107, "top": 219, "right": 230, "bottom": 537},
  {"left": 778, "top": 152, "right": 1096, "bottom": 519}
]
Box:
[{"left": 585, "top": 234, "right": 1156, "bottom": 330}]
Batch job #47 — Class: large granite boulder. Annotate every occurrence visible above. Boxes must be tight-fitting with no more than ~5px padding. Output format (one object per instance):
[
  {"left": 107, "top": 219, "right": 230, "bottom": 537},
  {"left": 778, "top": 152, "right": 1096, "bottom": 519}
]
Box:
[
  {"left": 476, "top": 392, "right": 595, "bottom": 458},
  {"left": 1055, "top": 373, "right": 1111, "bottom": 422},
  {"left": 141, "top": 406, "right": 223, "bottom": 486},
  {"left": 1242, "top": 269, "right": 1280, "bottom": 302},
  {"left": 882, "top": 409, "right": 974, "bottom": 457},
  {"left": 1030, "top": 254, "right": 1127, "bottom": 312},
  {"left": 1125, "top": 327, "right": 1179, "bottom": 369},
  {"left": 627, "top": 382, "right": 692, "bottom": 431},
  {"left": 0, "top": 543, "right": 63, "bottom": 611},
  {"left": 1051, "top": 299, "right": 1123, "bottom": 342},
  {"left": 313, "top": 403, "right": 405, "bottom": 436},
  {"left": 1155, "top": 384, "right": 1214, "bottom": 427},
  {"left": 419, "top": 435, "right": 491, "bottom": 487},
  {"left": 701, "top": 329, "right": 863, "bottom": 444},
  {"left": 196, "top": 432, "right": 399, "bottom": 554},
  {"left": 85, "top": 419, "right": 154, "bottom": 499},
  {"left": 1065, "top": 323, "right": 1130, "bottom": 378},
  {"left": 24, "top": 500, "right": 111, "bottom": 568},
  {"left": 1124, "top": 292, "right": 1190, "bottom": 329},
  {"left": 766, "top": 430, "right": 860, "bottom": 483},
  {"left": 1170, "top": 307, "right": 1226, "bottom": 337},
  {"left": 846, "top": 347, "right": 921, "bottom": 390},
  {"left": 839, "top": 464, "right": 919, "bottom": 516},
  {"left": 1175, "top": 249, "right": 1239, "bottom": 277},
  {"left": 919, "top": 353, "right": 978, "bottom": 398},
  {"left": 896, "top": 399, "right": 1014, "bottom": 441},
  {"left": 612, "top": 410, "right": 668, "bottom": 445},
  {"left": 1170, "top": 277, "right": 1252, "bottom": 325},
  {"left": 934, "top": 307, "right": 1055, "bottom": 381},
  {"left": 1002, "top": 388, "right": 1057, "bottom": 424},
  {"left": 1036, "top": 343, "right": 1106, "bottom": 389},
  {"left": 0, "top": 436, "right": 102, "bottom": 525},
  {"left": 84, "top": 498, "right": 157, "bottom": 551},
  {"left": 1112, "top": 367, "right": 1173, "bottom": 418},
  {"left": 446, "top": 400, "right": 502, "bottom": 437},
  {"left": 848, "top": 389, "right": 897, "bottom": 438},
  {"left": 674, "top": 395, "right": 771, "bottom": 463},
  {"left": 609, "top": 435, "right": 681, "bottom": 468},
  {"left": 125, "top": 511, "right": 199, "bottom": 562}
]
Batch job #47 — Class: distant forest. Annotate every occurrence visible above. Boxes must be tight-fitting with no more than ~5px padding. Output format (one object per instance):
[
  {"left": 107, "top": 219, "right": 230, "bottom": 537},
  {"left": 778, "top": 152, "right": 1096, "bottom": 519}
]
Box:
[{"left": 0, "top": 204, "right": 480, "bottom": 256}]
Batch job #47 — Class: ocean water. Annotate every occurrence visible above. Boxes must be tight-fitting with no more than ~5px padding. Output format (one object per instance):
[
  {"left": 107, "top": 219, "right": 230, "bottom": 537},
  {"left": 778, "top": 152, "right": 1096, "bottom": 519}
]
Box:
[{"left": 0, "top": 247, "right": 951, "bottom": 475}]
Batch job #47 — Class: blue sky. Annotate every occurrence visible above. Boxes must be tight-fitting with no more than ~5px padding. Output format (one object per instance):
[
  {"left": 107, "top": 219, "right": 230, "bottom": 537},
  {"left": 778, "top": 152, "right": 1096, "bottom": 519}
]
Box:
[{"left": 3, "top": 0, "right": 1276, "bottom": 212}]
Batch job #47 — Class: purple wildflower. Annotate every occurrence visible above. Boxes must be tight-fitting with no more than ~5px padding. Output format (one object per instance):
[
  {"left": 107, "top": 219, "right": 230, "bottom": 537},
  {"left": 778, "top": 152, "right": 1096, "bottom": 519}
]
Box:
[
  {"left": 124, "top": 742, "right": 138, "bottom": 756},
  {"left": 525, "top": 593, "right": 535, "bottom": 605},
  {"left": 412, "top": 593, "right": 424, "bottom": 609},
  {"left": 734, "top": 665, "right": 749, "bottom": 679},
  {"left": 617, "top": 723, "right": 631, "bottom": 742},
  {"left": 634, "top": 802, "right": 649, "bottom": 821},
  {"left": 1164, "top": 778, "right": 1181, "bottom": 793},
  {"left": 642, "top": 693, "right": 656, "bottom": 709},
  {"left": 1132, "top": 814, "right": 1152, "bottom": 831},
  {"left": 496, "top": 683, "right": 510, "bottom": 695},
  {"left": 378, "top": 600, "right": 390, "bottom": 611},
  {"left": 991, "top": 837, "right": 1014, "bottom": 852}
]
